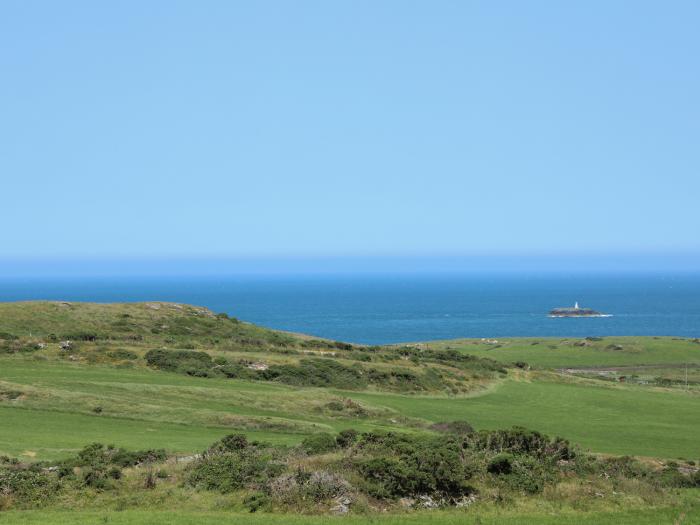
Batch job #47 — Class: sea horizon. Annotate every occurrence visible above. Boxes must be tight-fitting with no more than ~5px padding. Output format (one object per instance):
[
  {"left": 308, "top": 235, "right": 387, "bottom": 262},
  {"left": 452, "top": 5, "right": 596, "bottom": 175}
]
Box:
[{"left": 1, "top": 271, "right": 698, "bottom": 345}]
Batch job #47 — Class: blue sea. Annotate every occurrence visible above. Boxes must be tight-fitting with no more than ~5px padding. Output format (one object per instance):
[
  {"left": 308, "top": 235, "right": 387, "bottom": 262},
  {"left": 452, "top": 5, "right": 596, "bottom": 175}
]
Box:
[{"left": 0, "top": 273, "right": 699, "bottom": 344}]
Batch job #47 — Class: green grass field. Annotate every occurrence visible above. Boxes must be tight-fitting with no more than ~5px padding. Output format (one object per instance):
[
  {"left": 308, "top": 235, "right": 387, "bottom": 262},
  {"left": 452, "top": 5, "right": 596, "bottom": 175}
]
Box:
[
  {"left": 2, "top": 503, "right": 699, "bottom": 525},
  {"left": 427, "top": 336, "right": 700, "bottom": 368},
  {"left": 2, "top": 356, "right": 699, "bottom": 460},
  {"left": 346, "top": 377, "right": 700, "bottom": 458},
  {"left": 1, "top": 302, "right": 700, "bottom": 521}
]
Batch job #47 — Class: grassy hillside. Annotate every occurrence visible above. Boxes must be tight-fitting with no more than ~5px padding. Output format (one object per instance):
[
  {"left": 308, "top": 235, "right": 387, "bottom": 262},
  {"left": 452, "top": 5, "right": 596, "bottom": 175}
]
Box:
[
  {"left": 0, "top": 301, "right": 505, "bottom": 396},
  {"left": 1, "top": 301, "right": 699, "bottom": 521}
]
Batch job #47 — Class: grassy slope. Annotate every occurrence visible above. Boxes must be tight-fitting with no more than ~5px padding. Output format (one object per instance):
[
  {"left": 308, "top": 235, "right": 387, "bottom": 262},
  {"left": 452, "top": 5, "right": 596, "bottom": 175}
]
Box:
[
  {"left": 2, "top": 302, "right": 700, "bottom": 521},
  {"left": 426, "top": 336, "right": 700, "bottom": 368},
  {"left": 0, "top": 302, "right": 699, "bottom": 460},
  {"left": 2, "top": 356, "right": 699, "bottom": 460},
  {"left": 0, "top": 358, "right": 404, "bottom": 460},
  {"left": 346, "top": 376, "right": 700, "bottom": 458}
]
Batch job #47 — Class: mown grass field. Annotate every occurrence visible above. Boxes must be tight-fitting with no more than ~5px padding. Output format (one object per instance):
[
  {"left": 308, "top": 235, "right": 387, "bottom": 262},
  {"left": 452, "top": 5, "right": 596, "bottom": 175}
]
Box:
[
  {"left": 346, "top": 377, "right": 700, "bottom": 459},
  {"left": 1, "top": 355, "right": 699, "bottom": 460}
]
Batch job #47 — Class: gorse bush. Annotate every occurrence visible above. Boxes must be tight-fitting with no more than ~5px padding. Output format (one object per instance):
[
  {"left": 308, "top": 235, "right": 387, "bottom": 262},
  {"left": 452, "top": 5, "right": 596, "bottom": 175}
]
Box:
[
  {"left": 467, "top": 427, "right": 575, "bottom": 461},
  {"left": 0, "top": 468, "right": 58, "bottom": 507},
  {"left": 267, "top": 470, "right": 352, "bottom": 504},
  {"left": 140, "top": 348, "right": 480, "bottom": 392},
  {"left": 2, "top": 426, "right": 699, "bottom": 512},
  {"left": 144, "top": 349, "right": 214, "bottom": 377},
  {"left": 187, "top": 434, "right": 283, "bottom": 493},
  {"left": 71, "top": 443, "right": 166, "bottom": 469},
  {"left": 487, "top": 453, "right": 514, "bottom": 475},
  {"left": 262, "top": 359, "right": 367, "bottom": 389},
  {"left": 355, "top": 433, "right": 472, "bottom": 499},
  {"left": 301, "top": 433, "right": 337, "bottom": 455}
]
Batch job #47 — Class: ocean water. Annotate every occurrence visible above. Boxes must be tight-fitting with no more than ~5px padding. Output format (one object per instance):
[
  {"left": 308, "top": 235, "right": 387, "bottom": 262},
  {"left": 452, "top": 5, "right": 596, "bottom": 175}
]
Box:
[{"left": 0, "top": 273, "right": 698, "bottom": 345}]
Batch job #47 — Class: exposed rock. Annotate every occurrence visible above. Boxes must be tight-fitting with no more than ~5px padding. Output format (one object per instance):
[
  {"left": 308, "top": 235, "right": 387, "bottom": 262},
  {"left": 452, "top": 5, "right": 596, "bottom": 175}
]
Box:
[
  {"left": 331, "top": 496, "right": 352, "bottom": 514},
  {"left": 417, "top": 494, "right": 439, "bottom": 509},
  {"left": 455, "top": 494, "right": 477, "bottom": 507},
  {"left": 59, "top": 340, "right": 73, "bottom": 351}
]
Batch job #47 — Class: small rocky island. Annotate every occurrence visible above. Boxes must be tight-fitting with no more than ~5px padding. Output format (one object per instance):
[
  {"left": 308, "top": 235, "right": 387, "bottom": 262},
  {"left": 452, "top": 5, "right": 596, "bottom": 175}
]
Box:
[{"left": 549, "top": 302, "right": 610, "bottom": 318}]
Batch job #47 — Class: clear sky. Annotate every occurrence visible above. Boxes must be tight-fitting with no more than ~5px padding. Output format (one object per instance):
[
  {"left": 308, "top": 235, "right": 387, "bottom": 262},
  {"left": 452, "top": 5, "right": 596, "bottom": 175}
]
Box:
[{"left": 1, "top": 1, "right": 699, "bottom": 263}]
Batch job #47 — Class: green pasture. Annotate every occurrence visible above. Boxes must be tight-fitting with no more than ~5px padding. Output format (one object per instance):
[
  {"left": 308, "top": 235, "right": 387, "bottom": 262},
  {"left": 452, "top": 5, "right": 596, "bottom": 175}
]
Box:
[
  {"left": 428, "top": 336, "right": 700, "bottom": 368},
  {"left": 2, "top": 356, "right": 699, "bottom": 460},
  {"left": 346, "top": 378, "right": 700, "bottom": 458}
]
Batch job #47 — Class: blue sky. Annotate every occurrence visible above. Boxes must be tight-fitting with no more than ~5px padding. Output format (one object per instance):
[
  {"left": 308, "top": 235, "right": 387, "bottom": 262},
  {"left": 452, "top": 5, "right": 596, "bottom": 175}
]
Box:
[{"left": 1, "top": 1, "right": 699, "bottom": 263}]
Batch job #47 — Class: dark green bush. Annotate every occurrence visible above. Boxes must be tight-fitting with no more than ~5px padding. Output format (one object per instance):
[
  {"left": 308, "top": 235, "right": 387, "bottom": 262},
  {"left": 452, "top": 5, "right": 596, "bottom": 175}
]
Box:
[
  {"left": 243, "top": 491, "right": 271, "bottom": 512},
  {"left": 206, "top": 434, "right": 249, "bottom": 455},
  {"left": 336, "top": 429, "right": 359, "bottom": 448},
  {"left": 505, "top": 456, "right": 548, "bottom": 494},
  {"left": 468, "top": 427, "right": 575, "bottom": 461},
  {"left": 144, "top": 349, "right": 214, "bottom": 376},
  {"left": 657, "top": 466, "right": 695, "bottom": 488},
  {"left": 187, "top": 449, "right": 280, "bottom": 493},
  {"left": 487, "top": 453, "right": 514, "bottom": 475},
  {"left": 72, "top": 443, "right": 166, "bottom": 469},
  {"left": 107, "top": 349, "right": 138, "bottom": 360},
  {"left": 263, "top": 358, "right": 367, "bottom": 389},
  {"left": 301, "top": 433, "right": 337, "bottom": 454},
  {"left": 356, "top": 435, "right": 470, "bottom": 499},
  {"left": 61, "top": 332, "right": 101, "bottom": 341},
  {"left": 82, "top": 468, "right": 109, "bottom": 489}
]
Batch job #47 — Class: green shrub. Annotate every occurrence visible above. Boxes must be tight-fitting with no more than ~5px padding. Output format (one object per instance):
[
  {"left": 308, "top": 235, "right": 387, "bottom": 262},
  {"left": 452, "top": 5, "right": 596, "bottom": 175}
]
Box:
[
  {"left": 487, "top": 453, "right": 513, "bottom": 475},
  {"left": 468, "top": 427, "right": 574, "bottom": 461},
  {"left": 144, "top": 349, "right": 213, "bottom": 374},
  {"left": 206, "top": 433, "right": 249, "bottom": 455},
  {"left": 594, "top": 456, "right": 651, "bottom": 479},
  {"left": 187, "top": 450, "right": 279, "bottom": 492},
  {"left": 301, "top": 433, "right": 337, "bottom": 454},
  {"left": 336, "top": 429, "right": 359, "bottom": 448},
  {"left": 218, "top": 362, "right": 256, "bottom": 379},
  {"left": 82, "top": 468, "right": 109, "bottom": 490},
  {"left": 107, "top": 349, "right": 138, "bottom": 360},
  {"left": 263, "top": 358, "right": 367, "bottom": 389},
  {"left": 505, "top": 456, "right": 548, "bottom": 494},
  {"left": 356, "top": 436, "right": 470, "bottom": 499},
  {"left": 243, "top": 491, "right": 271, "bottom": 512},
  {"left": 303, "top": 471, "right": 351, "bottom": 501},
  {"left": 73, "top": 443, "right": 166, "bottom": 469},
  {"left": 657, "top": 466, "right": 695, "bottom": 488},
  {"left": 61, "top": 331, "right": 101, "bottom": 341},
  {"left": 0, "top": 468, "right": 58, "bottom": 506}
]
